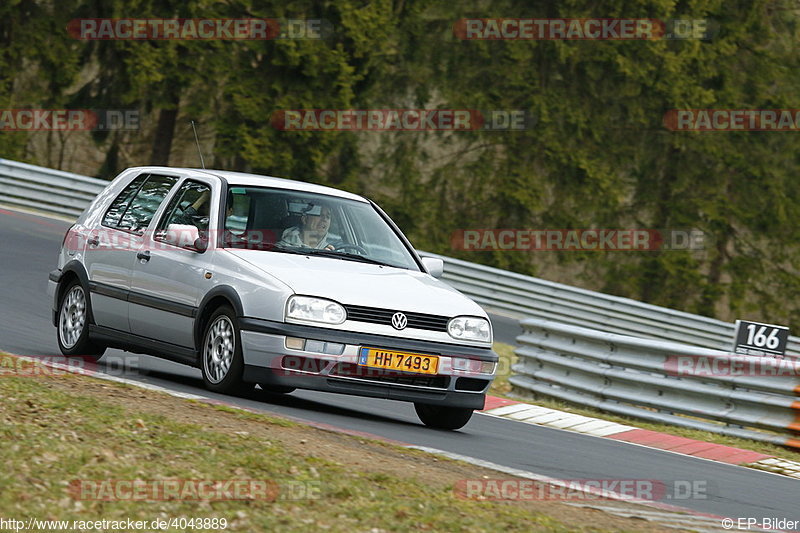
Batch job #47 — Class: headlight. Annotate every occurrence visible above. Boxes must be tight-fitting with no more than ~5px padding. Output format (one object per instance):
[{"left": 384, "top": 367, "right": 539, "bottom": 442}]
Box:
[
  {"left": 285, "top": 296, "right": 346, "bottom": 325},
  {"left": 447, "top": 316, "right": 492, "bottom": 343}
]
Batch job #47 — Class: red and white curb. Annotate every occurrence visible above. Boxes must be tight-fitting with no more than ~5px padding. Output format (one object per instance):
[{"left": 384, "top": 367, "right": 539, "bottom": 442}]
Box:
[
  {"left": 480, "top": 396, "right": 800, "bottom": 480},
  {"left": 747, "top": 457, "right": 800, "bottom": 479}
]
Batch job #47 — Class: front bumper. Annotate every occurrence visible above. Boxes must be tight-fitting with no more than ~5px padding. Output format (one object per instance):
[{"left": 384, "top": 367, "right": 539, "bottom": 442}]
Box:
[{"left": 239, "top": 318, "right": 497, "bottom": 409}]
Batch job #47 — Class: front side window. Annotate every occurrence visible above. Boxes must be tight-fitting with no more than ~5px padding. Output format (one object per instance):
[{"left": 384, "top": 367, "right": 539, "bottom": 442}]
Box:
[
  {"left": 153, "top": 181, "right": 212, "bottom": 249},
  {"left": 220, "top": 187, "right": 420, "bottom": 270},
  {"left": 157, "top": 181, "right": 212, "bottom": 233}
]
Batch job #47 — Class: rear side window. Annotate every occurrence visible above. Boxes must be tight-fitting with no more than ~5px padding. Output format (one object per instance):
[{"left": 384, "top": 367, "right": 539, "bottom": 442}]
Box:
[
  {"left": 102, "top": 174, "right": 147, "bottom": 227},
  {"left": 103, "top": 174, "right": 178, "bottom": 233}
]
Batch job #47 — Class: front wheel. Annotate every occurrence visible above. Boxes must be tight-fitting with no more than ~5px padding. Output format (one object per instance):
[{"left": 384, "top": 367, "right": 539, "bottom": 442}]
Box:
[
  {"left": 56, "top": 280, "right": 105, "bottom": 358},
  {"left": 201, "top": 306, "right": 246, "bottom": 394},
  {"left": 414, "top": 403, "right": 474, "bottom": 430}
]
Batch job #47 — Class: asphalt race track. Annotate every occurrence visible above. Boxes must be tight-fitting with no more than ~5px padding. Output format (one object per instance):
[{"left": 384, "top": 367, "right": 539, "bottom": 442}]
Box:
[{"left": 1, "top": 208, "right": 798, "bottom": 524}]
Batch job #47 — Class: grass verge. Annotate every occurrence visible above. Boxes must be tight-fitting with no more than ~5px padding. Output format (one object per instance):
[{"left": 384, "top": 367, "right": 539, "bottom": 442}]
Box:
[
  {"left": 0, "top": 353, "right": 676, "bottom": 533},
  {"left": 491, "top": 343, "right": 799, "bottom": 460}
]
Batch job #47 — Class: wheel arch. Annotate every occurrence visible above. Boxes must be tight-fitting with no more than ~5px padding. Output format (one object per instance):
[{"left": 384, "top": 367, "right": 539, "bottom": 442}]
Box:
[
  {"left": 194, "top": 286, "right": 244, "bottom": 363},
  {"left": 54, "top": 261, "right": 93, "bottom": 326}
]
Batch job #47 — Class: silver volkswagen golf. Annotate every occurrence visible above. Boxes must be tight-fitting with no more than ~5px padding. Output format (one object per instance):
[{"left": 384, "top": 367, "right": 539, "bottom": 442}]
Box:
[{"left": 48, "top": 167, "right": 497, "bottom": 429}]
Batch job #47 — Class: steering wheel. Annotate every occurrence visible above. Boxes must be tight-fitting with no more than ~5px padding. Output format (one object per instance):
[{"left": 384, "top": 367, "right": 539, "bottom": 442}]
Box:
[{"left": 333, "top": 243, "right": 367, "bottom": 255}]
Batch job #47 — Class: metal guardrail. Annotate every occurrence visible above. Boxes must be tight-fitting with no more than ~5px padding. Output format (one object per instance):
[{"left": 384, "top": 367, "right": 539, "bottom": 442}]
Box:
[
  {"left": 511, "top": 318, "right": 800, "bottom": 448},
  {"left": 0, "top": 158, "right": 107, "bottom": 219},
  {"left": 419, "top": 251, "right": 800, "bottom": 357}
]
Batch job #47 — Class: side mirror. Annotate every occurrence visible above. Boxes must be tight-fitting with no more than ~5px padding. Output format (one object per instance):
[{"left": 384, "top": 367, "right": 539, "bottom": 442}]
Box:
[
  {"left": 165, "top": 224, "right": 205, "bottom": 252},
  {"left": 194, "top": 235, "right": 208, "bottom": 253},
  {"left": 421, "top": 257, "right": 444, "bottom": 279}
]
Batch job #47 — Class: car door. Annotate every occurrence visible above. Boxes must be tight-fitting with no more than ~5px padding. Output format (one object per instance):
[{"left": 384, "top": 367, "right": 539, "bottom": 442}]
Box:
[
  {"left": 128, "top": 178, "right": 217, "bottom": 349},
  {"left": 83, "top": 173, "right": 178, "bottom": 332}
]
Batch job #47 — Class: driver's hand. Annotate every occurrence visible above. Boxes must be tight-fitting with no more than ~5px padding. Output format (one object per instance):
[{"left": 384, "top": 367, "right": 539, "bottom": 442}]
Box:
[
  {"left": 324, "top": 244, "right": 335, "bottom": 251},
  {"left": 191, "top": 190, "right": 211, "bottom": 211}
]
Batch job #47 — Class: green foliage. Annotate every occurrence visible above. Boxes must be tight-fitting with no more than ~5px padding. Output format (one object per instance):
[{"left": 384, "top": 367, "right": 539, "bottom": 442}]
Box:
[{"left": 4, "top": 0, "right": 800, "bottom": 328}]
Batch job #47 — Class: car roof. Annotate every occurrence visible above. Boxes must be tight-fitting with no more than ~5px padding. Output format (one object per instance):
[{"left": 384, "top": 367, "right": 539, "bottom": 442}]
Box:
[{"left": 125, "top": 166, "right": 369, "bottom": 203}]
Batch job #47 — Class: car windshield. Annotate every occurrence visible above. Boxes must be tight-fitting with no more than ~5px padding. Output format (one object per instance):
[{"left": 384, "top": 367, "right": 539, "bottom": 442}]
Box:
[{"left": 220, "top": 186, "right": 420, "bottom": 270}]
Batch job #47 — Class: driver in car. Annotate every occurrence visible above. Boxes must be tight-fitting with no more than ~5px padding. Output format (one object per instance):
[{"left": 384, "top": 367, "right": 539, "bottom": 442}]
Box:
[
  {"left": 278, "top": 204, "right": 336, "bottom": 250},
  {"left": 176, "top": 190, "right": 211, "bottom": 228}
]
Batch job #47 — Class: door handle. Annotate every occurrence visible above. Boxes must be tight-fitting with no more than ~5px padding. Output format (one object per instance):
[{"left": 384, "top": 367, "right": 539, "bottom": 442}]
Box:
[
  {"left": 137, "top": 251, "right": 151, "bottom": 262},
  {"left": 87, "top": 236, "right": 100, "bottom": 247}
]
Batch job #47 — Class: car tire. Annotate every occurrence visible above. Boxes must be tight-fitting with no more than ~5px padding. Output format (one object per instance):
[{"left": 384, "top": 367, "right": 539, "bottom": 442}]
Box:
[
  {"left": 414, "top": 403, "right": 474, "bottom": 430},
  {"left": 258, "top": 384, "right": 296, "bottom": 394},
  {"left": 56, "top": 279, "right": 106, "bottom": 358},
  {"left": 201, "top": 305, "right": 246, "bottom": 394}
]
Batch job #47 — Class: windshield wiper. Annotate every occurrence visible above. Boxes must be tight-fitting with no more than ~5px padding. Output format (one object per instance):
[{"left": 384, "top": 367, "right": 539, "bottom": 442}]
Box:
[
  {"left": 241, "top": 243, "right": 309, "bottom": 255},
  {"left": 302, "top": 249, "right": 401, "bottom": 268}
]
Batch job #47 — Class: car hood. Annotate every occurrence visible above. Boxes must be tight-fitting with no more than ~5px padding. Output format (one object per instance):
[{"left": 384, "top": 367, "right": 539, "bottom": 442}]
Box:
[{"left": 225, "top": 249, "right": 486, "bottom": 317}]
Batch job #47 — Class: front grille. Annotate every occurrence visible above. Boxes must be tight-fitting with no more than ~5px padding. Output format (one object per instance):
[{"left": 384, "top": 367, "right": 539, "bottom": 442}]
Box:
[
  {"left": 344, "top": 304, "right": 450, "bottom": 332},
  {"left": 330, "top": 363, "right": 450, "bottom": 389}
]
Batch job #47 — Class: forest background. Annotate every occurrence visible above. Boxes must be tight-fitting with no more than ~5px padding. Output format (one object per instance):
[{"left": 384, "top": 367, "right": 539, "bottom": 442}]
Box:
[{"left": 3, "top": 0, "right": 798, "bottom": 328}]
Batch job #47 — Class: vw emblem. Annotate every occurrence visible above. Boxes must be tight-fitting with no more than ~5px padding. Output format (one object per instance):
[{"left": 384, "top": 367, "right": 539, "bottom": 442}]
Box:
[{"left": 391, "top": 312, "right": 408, "bottom": 330}]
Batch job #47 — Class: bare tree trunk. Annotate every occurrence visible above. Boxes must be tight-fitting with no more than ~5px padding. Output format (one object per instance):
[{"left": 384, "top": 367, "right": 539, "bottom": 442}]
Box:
[
  {"left": 57, "top": 131, "right": 67, "bottom": 170},
  {"left": 98, "top": 136, "right": 120, "bottom": 179},
  {"left": 150, "top": 90, "right": 180, "bottom": 166},
  {"left": 698, "top": 175, "right": 733, "bottom": 316}
]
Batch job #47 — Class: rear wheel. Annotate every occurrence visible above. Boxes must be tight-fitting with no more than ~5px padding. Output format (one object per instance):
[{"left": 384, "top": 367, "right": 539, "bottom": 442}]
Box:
[
  {"left": 201, "top": 306, "right": 246, "bottom": 394},
  {"left": 414, "top": 403, "right": 474, "bottom": 430},
  {"left": 56, "top": 280, "right": 105, "bottom": 358}
]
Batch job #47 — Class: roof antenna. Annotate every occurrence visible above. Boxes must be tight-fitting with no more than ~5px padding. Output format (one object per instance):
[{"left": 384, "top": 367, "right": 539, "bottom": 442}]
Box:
[{"left": 190, "top": 120, "right": 205, "bottom": 169}]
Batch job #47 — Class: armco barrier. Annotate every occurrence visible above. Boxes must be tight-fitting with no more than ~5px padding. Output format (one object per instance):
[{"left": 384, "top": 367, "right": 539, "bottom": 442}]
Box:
[
  {"left": 417, "top": 251, "right": 800, "bottom": 358},
  {"left": 511, "top": 318, "right": 800, "bottom": 448},
  {"left": 0, "top": 158, "right": 107, "bottom": 218}
]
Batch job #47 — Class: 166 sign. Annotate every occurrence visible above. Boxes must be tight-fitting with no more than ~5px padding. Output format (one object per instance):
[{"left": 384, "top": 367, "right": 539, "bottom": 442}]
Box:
[{"left": 732, "top": 320, "right": 789, "bottom": 358}]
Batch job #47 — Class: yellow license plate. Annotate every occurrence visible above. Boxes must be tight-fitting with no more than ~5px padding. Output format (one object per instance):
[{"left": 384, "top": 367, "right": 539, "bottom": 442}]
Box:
[{"left": 358, "top": 348, "right": 439, "bottom": 375}]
